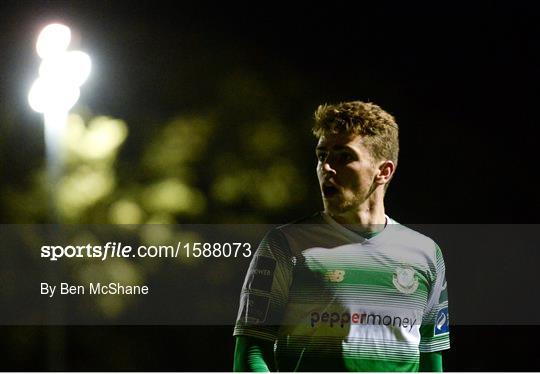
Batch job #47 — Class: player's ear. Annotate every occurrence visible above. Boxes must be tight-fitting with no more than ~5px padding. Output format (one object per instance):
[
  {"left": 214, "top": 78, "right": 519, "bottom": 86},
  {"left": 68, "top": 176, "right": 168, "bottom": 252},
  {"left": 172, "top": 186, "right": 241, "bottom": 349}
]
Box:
[{"left": 375, "top": 160, "right": 395, "bottom": 185}]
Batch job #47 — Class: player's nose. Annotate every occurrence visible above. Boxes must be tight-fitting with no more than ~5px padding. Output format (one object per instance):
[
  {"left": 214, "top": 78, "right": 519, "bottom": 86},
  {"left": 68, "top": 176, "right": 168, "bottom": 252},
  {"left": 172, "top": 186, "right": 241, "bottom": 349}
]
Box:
[{"left": 322, "top": 161, "right": 336, "bottom": 175}]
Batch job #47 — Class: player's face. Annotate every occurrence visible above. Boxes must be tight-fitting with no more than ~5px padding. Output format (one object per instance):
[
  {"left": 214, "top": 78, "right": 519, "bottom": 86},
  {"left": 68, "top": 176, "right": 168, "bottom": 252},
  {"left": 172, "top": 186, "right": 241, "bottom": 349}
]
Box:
[{"left": 316, "top": 133, "right": 380, "bottom": 215}]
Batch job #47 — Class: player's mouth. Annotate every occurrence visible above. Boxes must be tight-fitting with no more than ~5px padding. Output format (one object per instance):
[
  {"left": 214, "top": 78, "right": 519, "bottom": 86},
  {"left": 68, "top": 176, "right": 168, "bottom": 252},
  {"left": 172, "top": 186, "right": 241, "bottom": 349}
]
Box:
[{"left": 322, "top": 184, "right": 340, "bottom": 197}]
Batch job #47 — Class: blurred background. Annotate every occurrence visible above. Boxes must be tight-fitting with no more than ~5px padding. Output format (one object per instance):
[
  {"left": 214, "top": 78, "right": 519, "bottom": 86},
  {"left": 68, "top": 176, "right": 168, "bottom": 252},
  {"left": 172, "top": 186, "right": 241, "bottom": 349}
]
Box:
[{"left": 0, "top": 0, "right": 539, "bottom": 371}]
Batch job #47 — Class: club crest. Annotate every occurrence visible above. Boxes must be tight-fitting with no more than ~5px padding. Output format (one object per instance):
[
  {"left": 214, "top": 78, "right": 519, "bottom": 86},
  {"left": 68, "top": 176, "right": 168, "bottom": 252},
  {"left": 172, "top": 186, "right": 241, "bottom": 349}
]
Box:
[
  {"left": 393, "top": 266, "right": 419, "bottom": 294},
  {"left": 325, "top": 269, "right": 345, "bottom": 283}
]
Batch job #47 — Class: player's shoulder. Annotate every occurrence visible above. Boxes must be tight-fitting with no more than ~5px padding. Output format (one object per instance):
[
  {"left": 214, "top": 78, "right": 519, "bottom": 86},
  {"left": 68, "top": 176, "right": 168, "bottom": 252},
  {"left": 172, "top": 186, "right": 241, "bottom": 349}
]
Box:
[
  {"left": 278, "top": 212, "right": 325, "bottom": 227},
  {"left": 257, "top": 213, "right": 325, "bottom": 255},
  {"left": 259, "top": 212, "right": 325, "bottom": 244},
  {"left": 272, "top": 212, "right": 325, "bottom": 234},
  {"left": 386, "top": 217, "right": 439, "bottom": 256}
]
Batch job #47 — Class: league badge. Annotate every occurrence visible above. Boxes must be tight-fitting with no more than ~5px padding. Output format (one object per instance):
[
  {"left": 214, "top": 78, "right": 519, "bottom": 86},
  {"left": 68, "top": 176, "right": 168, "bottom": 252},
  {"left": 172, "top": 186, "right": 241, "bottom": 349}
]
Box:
[{"left": 434, "top": 307, "right": 450, "bottom": 335}]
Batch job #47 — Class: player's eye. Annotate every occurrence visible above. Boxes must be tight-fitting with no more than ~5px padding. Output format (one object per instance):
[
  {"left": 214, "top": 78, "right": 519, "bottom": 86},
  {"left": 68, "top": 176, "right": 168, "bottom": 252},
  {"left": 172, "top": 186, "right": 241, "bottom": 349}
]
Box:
[
  {"left": 316, "top": 152, "right": 327, "bottom": 162},
  {"left": 337, "top": 152, "right": 354, "bottom": 163}
]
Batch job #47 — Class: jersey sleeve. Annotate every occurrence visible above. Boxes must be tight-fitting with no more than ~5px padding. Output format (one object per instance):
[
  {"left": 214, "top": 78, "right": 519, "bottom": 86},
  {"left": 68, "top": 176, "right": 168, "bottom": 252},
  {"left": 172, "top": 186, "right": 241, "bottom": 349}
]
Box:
[
  {"left": 233, "top": 228, "right": 293, "bottom": 341},
  {"left": 419, "top": 243, "right": 450, "bottom": 353}
]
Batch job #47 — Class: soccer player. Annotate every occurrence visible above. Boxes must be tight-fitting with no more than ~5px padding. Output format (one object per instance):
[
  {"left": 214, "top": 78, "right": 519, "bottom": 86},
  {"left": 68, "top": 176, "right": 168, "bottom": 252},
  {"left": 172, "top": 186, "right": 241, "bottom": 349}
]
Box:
[{"left": 233, "top": 101, "right": 450, "bottom": 371}]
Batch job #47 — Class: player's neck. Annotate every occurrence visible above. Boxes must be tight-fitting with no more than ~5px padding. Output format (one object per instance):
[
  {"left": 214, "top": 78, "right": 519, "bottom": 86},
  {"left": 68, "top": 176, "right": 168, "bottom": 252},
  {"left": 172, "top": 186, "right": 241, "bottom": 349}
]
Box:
[{"left": 327, "top": 199, "right": 386, "bottom": 231}]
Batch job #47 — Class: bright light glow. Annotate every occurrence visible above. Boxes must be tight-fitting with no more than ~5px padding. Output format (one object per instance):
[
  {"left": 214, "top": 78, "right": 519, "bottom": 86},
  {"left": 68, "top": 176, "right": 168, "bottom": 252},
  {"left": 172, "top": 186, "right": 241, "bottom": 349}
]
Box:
[
  {"left": 44, "top": 111, "right": 70, "bottom": 138},
  {"left": 28, "top": 77, "right": 80, "bottom": 114},
  {"left": 36, "top": 23, "right": 71, "bottom": 59},
  {"left": 39, "top": 51, "right": 91, "bottom": 87},
  {"left": 28, "top": 23, "right": 91, "bottom": 115},
  {"left": 65, "top": 51, "right": 92, "bottom": 86}
]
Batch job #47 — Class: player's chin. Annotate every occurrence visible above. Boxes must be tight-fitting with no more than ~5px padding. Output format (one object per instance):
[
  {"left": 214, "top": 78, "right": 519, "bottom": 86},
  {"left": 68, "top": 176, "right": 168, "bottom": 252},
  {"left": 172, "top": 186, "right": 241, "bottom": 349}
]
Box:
[
  {"left": 322, "top": 194, "right": 340, "bottom": 207},
  {"left": 323, "top": 199, "right": 347, "bottom": 214}
]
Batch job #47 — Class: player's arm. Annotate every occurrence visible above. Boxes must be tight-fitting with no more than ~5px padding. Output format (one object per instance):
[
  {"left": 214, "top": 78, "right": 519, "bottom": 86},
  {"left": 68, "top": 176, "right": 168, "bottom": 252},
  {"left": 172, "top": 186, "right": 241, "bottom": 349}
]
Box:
[
  {"left": 233, "top": 229, "right": 292, "bottom": 372},
  {"left": 419, "top": 351, "right": 443, "bottom": 372},
  {"left": 233, "top": 335, "right": 276, "bottom": 372},
  {"left": 420, "top": 244, "right": 449, "bottom": 372}
]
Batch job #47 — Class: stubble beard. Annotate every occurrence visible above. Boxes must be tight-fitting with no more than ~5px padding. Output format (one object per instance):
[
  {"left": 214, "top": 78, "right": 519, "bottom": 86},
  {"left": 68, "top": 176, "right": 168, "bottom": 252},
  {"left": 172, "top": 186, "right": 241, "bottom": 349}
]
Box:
[{"left": 324, "top": 191, "right": 364, "bottom": 216}]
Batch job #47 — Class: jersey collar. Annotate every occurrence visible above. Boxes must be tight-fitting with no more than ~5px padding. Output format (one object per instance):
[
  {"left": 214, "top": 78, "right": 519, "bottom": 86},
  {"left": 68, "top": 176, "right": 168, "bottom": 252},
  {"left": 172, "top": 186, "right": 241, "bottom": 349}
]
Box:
[{"left": 321, "top": 212, "right": 395, "bottom": 243}]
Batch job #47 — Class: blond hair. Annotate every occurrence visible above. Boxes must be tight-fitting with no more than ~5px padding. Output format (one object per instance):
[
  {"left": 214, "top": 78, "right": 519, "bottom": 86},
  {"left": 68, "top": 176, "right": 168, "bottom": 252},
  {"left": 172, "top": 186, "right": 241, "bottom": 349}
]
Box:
[{"left": 313, "top": 101, "right": 399, "bottom": 166}]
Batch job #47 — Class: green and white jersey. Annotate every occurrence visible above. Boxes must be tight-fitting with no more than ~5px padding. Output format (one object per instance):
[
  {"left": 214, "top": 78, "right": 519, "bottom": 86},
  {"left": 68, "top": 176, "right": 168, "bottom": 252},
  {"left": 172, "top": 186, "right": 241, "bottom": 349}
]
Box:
[{"left": 234, "top": 212, "right": 450, "bottom": 372}]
